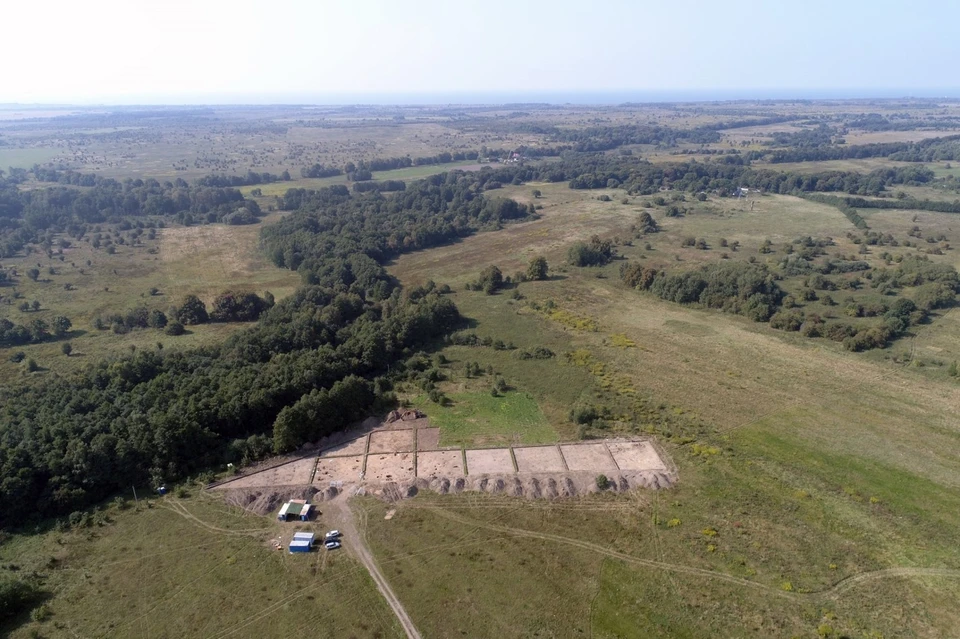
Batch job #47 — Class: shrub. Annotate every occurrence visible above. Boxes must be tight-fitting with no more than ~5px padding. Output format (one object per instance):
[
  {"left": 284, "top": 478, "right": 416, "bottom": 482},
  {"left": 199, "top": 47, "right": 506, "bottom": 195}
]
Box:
[
  {"left": 164, "top": 321, "right": 185, "bottom": 336},
  {"left": 174, "top": 295, "right": 208, "bottom": 325},
  {"left": 0, "top": 576, "right": 43, "bottom": 622},
  {"left": 567, "top": 236, "right": 614, "bottom": 267},
  {"left": 570, "top": 405, "right": 599, "bottom": 425},
  {"left": 595, "top": 474, "right": 610, "bottom": 490},
  {"left": 769, "top": 311, "right": 804, "bottom": 332},
  {"left": 526, "top": 256, "right": 549, "bottom": 281}
]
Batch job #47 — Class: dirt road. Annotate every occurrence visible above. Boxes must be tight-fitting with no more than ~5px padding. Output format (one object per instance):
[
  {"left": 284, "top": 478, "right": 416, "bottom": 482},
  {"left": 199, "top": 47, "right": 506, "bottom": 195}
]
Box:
[{"left": 326, "top": 496, "right": 423, "bottom": 639}]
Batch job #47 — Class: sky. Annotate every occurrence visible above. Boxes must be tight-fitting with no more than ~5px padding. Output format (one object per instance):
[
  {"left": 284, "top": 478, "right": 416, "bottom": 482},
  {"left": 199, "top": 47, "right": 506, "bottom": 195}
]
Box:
[{"left": 2, "top": 0, "right": 958, "bottom": 105}]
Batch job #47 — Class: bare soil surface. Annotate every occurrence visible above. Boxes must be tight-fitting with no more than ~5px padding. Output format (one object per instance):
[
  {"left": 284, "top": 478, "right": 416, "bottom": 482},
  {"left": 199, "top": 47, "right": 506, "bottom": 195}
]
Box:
[
  {"left": 366, "top": 452, "right": 416, "bottom": 482},
  {"left": 514, "top": 445, "right": 567, "bottom": 473},
  {"left": 465, "top": 448, "right": 515, "bottom": 474},
  {"left": 369, "top": 429, "right": 416, "bottom": 453},
  {"left": 559, "top": 443, "right": 620, "bottom": 472},
  {"left": 417, "top": 450, "right": 465, "bottom": 478}
]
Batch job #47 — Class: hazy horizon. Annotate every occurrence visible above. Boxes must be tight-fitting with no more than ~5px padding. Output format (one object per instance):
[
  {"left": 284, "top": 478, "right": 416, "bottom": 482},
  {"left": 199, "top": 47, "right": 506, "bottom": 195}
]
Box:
[
  {"left": 4, "top": 87, "right": 960, "bottom": 109},
  {"left": 3, "top": 0, "right": 958, "bottom": 105}
]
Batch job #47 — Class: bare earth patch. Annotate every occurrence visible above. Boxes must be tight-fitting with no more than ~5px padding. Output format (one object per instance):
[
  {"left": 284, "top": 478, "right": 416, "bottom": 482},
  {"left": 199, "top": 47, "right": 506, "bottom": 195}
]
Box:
[
  {"left": 514, "top": 445, "right": 567, "bottom": 473},
  {"left": 607, "top": 441, "right": 667, "bottom": 471},
  {"left": 417, "top": 450, "right": 466, "bottom": 478},
  {"left": 559, "top": 443, "right": 620, "bottom": 472},
  {"left": 314, "top": 455, "right": 365, "bottom": 484},
  {"left": 465, "top": 448, "right": 515, "bottom": 475},
  {"left": 215, "top": 456, "right": 315, "bottom": 489},
  {"left": 366, "top": 452, "right": 416, "bottom": 482},
  {"left": 369, "top": 429, "right": 415, "bottom": 453},
  {"left": 321, "top": 436, "right": 369, "bottom": 457},
  {"left": 417, "top": 427, "right": 441, "bottom": 450}
]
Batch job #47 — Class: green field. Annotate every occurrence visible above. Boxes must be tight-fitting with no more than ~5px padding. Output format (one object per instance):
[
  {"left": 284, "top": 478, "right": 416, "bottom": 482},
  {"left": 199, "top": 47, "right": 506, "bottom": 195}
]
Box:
[{"left": 411, "top": 389, "right": 558, "bottom": 447}]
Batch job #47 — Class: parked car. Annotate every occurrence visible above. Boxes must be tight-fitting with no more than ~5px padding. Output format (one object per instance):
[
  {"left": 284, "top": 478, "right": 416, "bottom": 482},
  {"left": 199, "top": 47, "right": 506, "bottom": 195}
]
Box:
[
  {"left": 324, "top": 530, "right": 341, "bottom": 540},
  {"left": 325, "top": 541, "right": 341, "bottom": 550}
]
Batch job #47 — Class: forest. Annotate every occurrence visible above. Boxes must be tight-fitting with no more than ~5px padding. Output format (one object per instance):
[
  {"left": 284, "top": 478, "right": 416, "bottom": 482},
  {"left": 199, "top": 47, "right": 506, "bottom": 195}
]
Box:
[{"left": 0, "top": 168, "right": 537, "bottom": 527}]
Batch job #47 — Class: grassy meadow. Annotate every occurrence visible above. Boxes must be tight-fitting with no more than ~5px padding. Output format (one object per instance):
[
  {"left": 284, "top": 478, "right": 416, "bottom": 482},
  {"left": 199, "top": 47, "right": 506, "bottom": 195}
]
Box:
[
  {"left": 0, "top": 212, "right": 300, "bottom": 378},
  {"left": 380, "top": 179, "right": 960, "bottom": 636},
  {"left": 0, "top": 491, "right": 402, "bottom": 639}
]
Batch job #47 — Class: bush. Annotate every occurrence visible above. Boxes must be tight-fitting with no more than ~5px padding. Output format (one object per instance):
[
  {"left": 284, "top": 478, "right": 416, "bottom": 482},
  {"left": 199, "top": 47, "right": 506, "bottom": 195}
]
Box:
[
  {"left": 570, "top": 405, "right": 599, "bottom": 424},
  {"left": 174, "top": 295, "right": 208, "bottom": 325},
  {"left": 164, "top": 321, "right": 185, "bottom": 336},
  {"left": 526, "top": 256, "right": 549, "bottom": 281},
  {"left": 567, "top": 235, "right": 614, "bottom": 267},
  {"left": 595, "top": 474, "right": 610, "bottom": 490},
  {"left": 0, "top": 576, "right": 42, "bottom": 622}
]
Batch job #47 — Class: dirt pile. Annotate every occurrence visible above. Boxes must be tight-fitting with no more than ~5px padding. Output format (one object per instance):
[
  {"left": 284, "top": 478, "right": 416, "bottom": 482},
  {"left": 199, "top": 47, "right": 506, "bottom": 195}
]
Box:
[
  {"left": 360, "top": 469, "right": 675, "bottom": 503},
  {"left": 220, "top": 485, "right": 321, "bottom": 515}
]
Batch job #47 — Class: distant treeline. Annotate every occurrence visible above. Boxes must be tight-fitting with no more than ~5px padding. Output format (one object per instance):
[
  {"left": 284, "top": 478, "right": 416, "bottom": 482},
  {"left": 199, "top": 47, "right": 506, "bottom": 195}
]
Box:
[
  {"left": 753, "top": 132, "right": 960, "bottom": 164},
  {"left": 0, "top": 174, "right": 263, "bottom": 256},
  {"left": 352, "top": 180, "right": 406, "bottom": 193},
  {"left": 550, "top": 155, "right": 935, "bottom": 197},
  {"left": 195, "top": 171, "right": 291, "bottom": 187},
  {"left": 802, "top": 192, "right": 960, "bottom": 215}
]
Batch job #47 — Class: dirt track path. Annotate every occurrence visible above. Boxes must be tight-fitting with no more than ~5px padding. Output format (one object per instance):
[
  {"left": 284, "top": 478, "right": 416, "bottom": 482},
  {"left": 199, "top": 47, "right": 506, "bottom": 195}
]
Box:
[
  {"left": 327, "top": 497, "right": 423, "bottom": 639},
  {"left": 428, "top": 507, "right": 960, "bottom": 601}
]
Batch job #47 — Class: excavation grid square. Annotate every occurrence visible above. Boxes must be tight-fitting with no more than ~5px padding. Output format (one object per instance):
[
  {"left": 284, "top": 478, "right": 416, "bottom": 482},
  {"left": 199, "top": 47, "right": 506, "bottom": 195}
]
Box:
[
  {"left": 559, "top": 443, "right": 619, "bottom": 472},
  {"left": 314, "top": 455, "right": 364, "bottom": 484},
  {"left": 368, "top": 429, "right": 415, "bottom": 453},
  {"left": 365, "top": 452, "right": 416, "bottom": 482},
  {"left": 513, "top": 446, "right": 566, "bottom": 473},
  {"left": 417, "top": 450, "right": 465, "bottom": 478},
  {"left": 320, "top": 436, "right": 367, "bottom": 457},
  {"left": 607, "top": 441, "right": 666, "bottom": 471},
  {"left": 465, "top": 448, "right": 514, "bottom": 475}
]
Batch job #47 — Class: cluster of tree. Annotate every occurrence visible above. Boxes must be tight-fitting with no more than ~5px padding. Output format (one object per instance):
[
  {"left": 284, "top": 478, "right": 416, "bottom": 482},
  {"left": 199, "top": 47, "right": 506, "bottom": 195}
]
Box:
[
  {"left": 889, "top": 135, "right": 960, "bottom": 162},
  {"left": 621, "top": 261, "right": 785, "bottom": 322},
  {"left": 300, "top": 163, "right": 343, "bottom": 179},
  {"left": 550, "top": 124, "right": 722, "bottom": 152},
  {"left": 194, "top": 171, "right": 291, "bottom": 187},
  {"left": 0, "top": 286, "right": 459, "bottom": 526},
  {"left": 0, "top": 173, "right": 263, "bottom": 239},
  {"left": 845, "top": 114, "right": 960, "bottom": 132},
  {"left": 352, "top": 180, "right": 406, "bottom": 193},
  {"left": 758, "top": 141, "right": 912, "bottom": 163},
  {"left": 466, "top": 265, "right": 505, "bottom": 294},
  {"left": 802, "top": 192, "right": 960, "bottom": 216},
  {"left": 267, "top": 171, "right": 535, "bottom": 294},
  {"left": 556, "top": 155, "right": 934, "bottom": 197},
  {"left": 568, "top": 236, "right": 614, "bottom": 267},
  {"left": 0, "top": 315, "right": 71, "bottom": 346},
  {"left": 92, "top": 307, "right": 168, "bottom": 333}
]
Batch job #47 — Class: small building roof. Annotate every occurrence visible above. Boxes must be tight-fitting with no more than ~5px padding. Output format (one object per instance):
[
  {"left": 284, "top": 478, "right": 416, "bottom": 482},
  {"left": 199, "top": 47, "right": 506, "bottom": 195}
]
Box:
[{"left": 293, "top": 532, "right": 315, "bottom": 541}]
